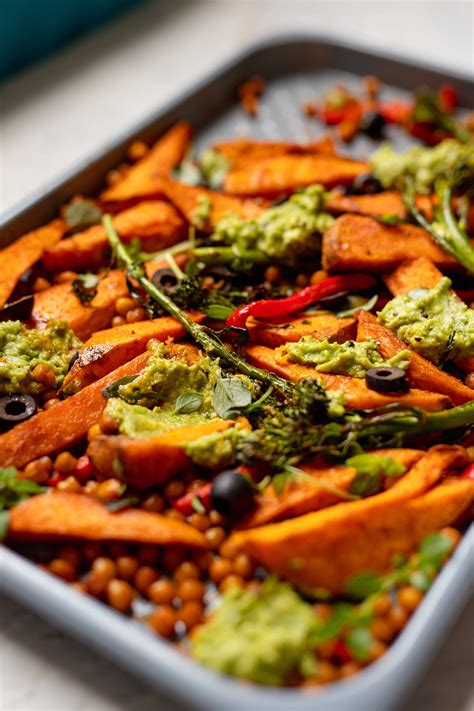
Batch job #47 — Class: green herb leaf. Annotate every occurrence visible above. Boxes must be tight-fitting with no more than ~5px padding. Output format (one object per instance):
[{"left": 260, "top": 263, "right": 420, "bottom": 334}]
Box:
[
  {"left": 65, "top": 200, "right": 103, "bottom": 230},
  {"left": 191, "top": 495, "right": 206, "bottom": 514},
  {"left": 0, "top": 510, "right": 10, "bottom": 541},
  {"left": 419, "top": 531, "right": 454, "bottom": 567},
  {"left": 212, "top": 377, "right": 252, "bottom": 419},
  {"left": 102, "top": 375, "right": 138, "bottom": 399},
  {"left": 0, "top": 466, "right": 46, "bottom": 512},
  {"left": 72, "top": 273, "right": 100, "bottom": 304},
  {"left": 346, "top": 627, "right": 374, "bottom": 661},
  {"left": 174, "top": 392, "right": 203, "bottom": 415},
  {"left": 337, "top": 294, "right": 378, "bottom": 318},
  {"left": 347, "top": 454, "right": 406, "bottom": 497},
  {"left": 204, "top": 304, "right": 234, "bottom": 320},
  {"left": 346, "top": 572, "right": 384, "bottom": 599},
  {"left": 105, "top": 496, "right": 138, "bottom": 512},
  {"left": 379, "top": 213, "right": 402, "bottom": 225}
]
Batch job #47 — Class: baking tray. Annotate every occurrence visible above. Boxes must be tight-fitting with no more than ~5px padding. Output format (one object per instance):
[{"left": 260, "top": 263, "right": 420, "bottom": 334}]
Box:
[{"left": 1, "top": 35, "right": 473, "bottom": 710}]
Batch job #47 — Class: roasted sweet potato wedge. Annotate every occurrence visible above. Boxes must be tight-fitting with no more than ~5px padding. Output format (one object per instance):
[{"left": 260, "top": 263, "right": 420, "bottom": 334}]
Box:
[
  {"left": 158, "top": 175, "right": 267, "bottom": 231},
  {"left": 0, "top": 352, "right": 149, "bottom": 468},
  {"left": 231, "top": 447, "right": 471, "bottom": 593},
  {"left": 224, "top": 155, "right": 369, "bottom": 197},
  {"left": 42, "top": 201, "right": 186, "bottom": 272},
  {"left": 101, "top": 122, "right": 192, "bottom": 203},
  {"left": 322, "top": 215, "right": 462, "bottom": 272},
  {"left": 213, "top": 137, "right": 336, "bottom": 167},
  {"left": 356, "top": 311, "right": 474, "bottom": 405},
  {"left": 326, "top": 190, "right": 431, "bottom": 220},
  {"left": 245, "top": 344, "right": 451, "bottom": 411},
  {"left": 61, "top": 313, "right": 204, "bottom": 394},
  {"left": 32, "top": 269, "right": 129, "bottom": 341},
  {"left": 240, "top": 449, "right": 423, "bottom": 529},
  {"left": 0, "top": 219, "right": 67, "bottom": 307},
  {"left": 247, "top": 312, "right": 356, "bottom": 348},
  {"left": 8, "top": 491, "right": 205, "bottom": 547},
  {"left": 88, "top": 420, "right": 235, "bottom": 491}
]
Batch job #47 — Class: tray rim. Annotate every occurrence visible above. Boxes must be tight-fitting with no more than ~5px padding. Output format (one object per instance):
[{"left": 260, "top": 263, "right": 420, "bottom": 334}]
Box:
[{"left": 1, "top": 32, "right": 473, "bottom": 709}]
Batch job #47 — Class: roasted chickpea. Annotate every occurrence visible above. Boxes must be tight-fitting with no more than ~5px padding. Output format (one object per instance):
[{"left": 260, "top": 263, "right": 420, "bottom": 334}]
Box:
[
  {"left": 204, "top": 526, "right": 226, "bottom": 549},
  {"left": 189, "top": 513, "right": 211, "bottom": 532},
  {"left": 232, "top": 553, "right": 254, "bottom": 579},
  {"left": 313, "top": 603, "right": 333, "bottom": 621},
  {"left": 219, "top": 574, "right": 245, "bottom": 593},
  {"left": 370, "top": 617, "right": 394, "bottom": 642},
  {"left": 99, "top": 412, "right": 119, "bottom": 434},
  {"left": 164, "top": 480, "right": 186, "bottom": 501},
  {"left": 32, "top": 363, "right": 56, "bottom": 388},
  {"left": 386, "top": 605, "right": 409, "bottom": 633},
  {"left": 92, "top": 557, "right": 117, "bottom": 580},
  {"left": 137, "top": 544, "right": 160, "bottom": 566},
  {"left": 96, "top": 478, "right": 124, "bottom": 500},
  {"left": 313, "top": 660, "right": 338, "bottom": 683},
  {"left": 148, "top": 606, "right": 176, "bottom": 638},
  {"left": 58, "top": 545, "right": 82, "bottom": 568},
  {"left": 177, "top": 579, "right": 205, "bottom": 602},
  {"left": 106, "top": 579, "right": 135, "bottom": 612},
  {"left": 112, "top": 315, "right": 126, "bottom": 328},
  {"left": 23, "top": 456, "right": 53, "bottom": 483},
  {"left": 126, "top": 307, "right": 147, "bottom": 324},
  {"left": 54, "top": 452, "right": 78, "bottom": 474},
  {"left": 397, "top": 586, "right": 423, "bottom": 612},
  {"left": 134, "top": 566, "right": 160, "bottom": 594},
  {"left": 142, "top": 493, "right": 166, "bottom": 514},
  {"left": 176, "top": 601, "right": 203, "bottom": 630},
  {"left": 32, "top": 277, "right": 51, "bottom": 293},
  {"left": 209, "top": 557, "right": 233, "bottom": 583},
  {"left": 219, "top": 538, "right": 238, "bottom": 560},
  {"left": 372, "top": 594, "right": 391, "bottom": 616},
  {"left": 57, "top": 475, "right": 82, "bottom": 493},
  {"left": 264, "top": 265, "right": 281, "bottom": 284},
  {"left": 44, "top": 398, "right": 60, "bottom": 410},
  {"left": 173, "top": 561, "right": 200, "bottom": 582},
  {"left": 116, "top": 556, "right": 139, "bottom": 581},
  {"left": 339, "top": 662, "right": 362, "bottom": 678},
  {"left": 147, "top": 579, "right": 175, "bottom": 605},
  {"left": 162, "top": 547, "right": 186, "bottom": 572},
  {"left": 48, "top": 558, "right": 77, "bottom": 582},
  {"left": 54, "top": 270, "right": 78, "bottom": 284},
  {"left": 128, "top": 141, "right": 148, "bottom": 161}
]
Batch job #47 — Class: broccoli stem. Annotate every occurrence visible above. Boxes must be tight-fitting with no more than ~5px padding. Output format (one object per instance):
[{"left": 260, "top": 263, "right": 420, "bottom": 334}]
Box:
[
  {"left": 103, "top": 215, "right": 289, "bottom": 393},
  {"left": 192, "top": 245, "right": 270, "bottom": 265}
]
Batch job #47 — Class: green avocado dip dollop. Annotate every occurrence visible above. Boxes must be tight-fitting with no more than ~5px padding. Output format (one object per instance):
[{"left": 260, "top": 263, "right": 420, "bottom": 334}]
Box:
[
  {"left": 378, "top": 277, "right": 474, "bottom": 364},
  {"left": 191, "top": 577, "right": 318, "bottom": 686},
  {"left": 199, "top": 149, "right": 231, "bottom": 190},
  {"left": 0, "top": 320, "right": 81, "bottom": 395},
  {"left": 370, "top": 139, "right": 474, "bottom": 194},
  {"left": 213, "top": 184, "right": 334, "bottom": 261},
  {"left": 284, "top": 336, "right": 411, "bottom": 377}
]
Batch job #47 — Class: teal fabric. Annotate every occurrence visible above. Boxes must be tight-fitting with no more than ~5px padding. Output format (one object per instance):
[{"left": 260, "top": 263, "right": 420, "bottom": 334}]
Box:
[{"left": 0, "top": 0, "right": 144, "bottom": 80}]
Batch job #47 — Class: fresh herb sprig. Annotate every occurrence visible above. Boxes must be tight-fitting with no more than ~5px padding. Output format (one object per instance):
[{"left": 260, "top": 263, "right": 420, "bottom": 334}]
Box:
[{"left": 0, "top": 466, "right": 46, "bottom": 541}]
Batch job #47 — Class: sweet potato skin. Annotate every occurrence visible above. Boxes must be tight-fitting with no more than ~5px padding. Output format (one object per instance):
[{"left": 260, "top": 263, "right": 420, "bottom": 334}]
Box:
[
  {"left": 357, "top": 311, "right": 474, "bottom": 405},
  {"left": 0, "top": 352, "right": 149, "bottom": 468},
  {"left": 214, "top": 137, "right": 336, "bottom": 167},
  {"left": 247, "top": 312, "right": 356, "bottom": 348},
  {"left": 61, "top": 313, "right": 204, "bottom": 393},
  {"left": 88, "top": 420, "right": 234, "bottom": 490},
  {"left": 8, "top": 491, "right": 206, "bottom": 547},
  {"left": 245, "top": 344, "right": 452, "bottom": 411},
  {"left": 32, "top": 269, "right": 129, "bottom": 341},
  {"left": 224, "top": 155, "right": 369, "bottom": 197},
  {"left": 322, "top": 215, "right": 461, "bottom": 272},
  {"left": 0, "top": 219, "right": 66, "bottom": 307},
  {"left": 101, "top": 122, "right": 192, "bottom": 203},
  {"left": 240, "top": 449, "right": 423, "bottom": 529},
  {"left": 158, "top": 176, "right": 267, "bottom": 232},
  {"left": 232, "top": 447, "right": 471, "bottom": 593},
  {"left": 42, "top": 201, "right": 186, "bottom": 272},
  {"left": 326, "top": 191, "right": 434, "bottom": 220}
]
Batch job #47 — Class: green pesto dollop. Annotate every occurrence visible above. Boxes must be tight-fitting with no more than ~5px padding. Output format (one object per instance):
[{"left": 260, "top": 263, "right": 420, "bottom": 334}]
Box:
[
  {"left": 285, "top": 337, "right": 410, "bottom": 377},
  {"left": 191, "top": 577, "right": 317, "bottom": 685},
  {"left": 0, "top": 320, "right": 81, "bottom": 395},
  {"left": 370, "top": 139, "right": 474, "bottom": 194},
  {"left": 213, "top": 185, "right": 334, "bottom": 261},
  {"left": 105, "top": 398, "right": 212, "bottom": 439},
  {"left": 191, "top": 195, "right": 213, "bottom": 229},
  {"left": 199, "top": 149, "right": 231, "bottom": 190},
  {"left": 184, "top": 423, "right": 247, "bottom": 469},
  {"left": 379, "top": 277, "right": 474, "bottom": 363}
]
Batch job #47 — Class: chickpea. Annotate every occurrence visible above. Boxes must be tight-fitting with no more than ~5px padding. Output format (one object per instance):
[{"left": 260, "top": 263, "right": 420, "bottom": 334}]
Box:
[
  {"left": 114, "top": 296, "right": 135, "bottom": 315},
  {"left": 44, "top": 398, "right": 60, "bottom": 410},
  {"left": 339, "top": 662, "right": 362, "bottom": 678},
  {"left": 128, "top": 141, "right": 148, "bottom": 161},
  {"left": 264, "top": 265, "right": 281, "bottom": 284},
  {"left": 57, "top": 475, "right": 82, "bottom": 493},
  {"left": 387, "top": 605, "right": 409, "bottom": 633},
  {"left": 106, "top": 579, "right": 135, "bottom": 612},
  {"left": 368, "top": 640, "right": 387, "bottom": 662},
  {"left": 147, "top": 579, "right": 175, "bottom": 605},
  {"left": 165, "top": 508, "right": 186, "bottom": 522},
  {"left": 58, "top": 545, "right": 82, "bottom": 568},
  {"left": 466, "top": 373, "right": 474, "bottom": 389},
  {"left": 176, "top": 601, "right": 203, "bottom": 630},
  {"left": 134, "top": 566, "right": 160, "bottom": 594},
  {"left": 83, "top": 480, "right": 99, "bottom": 496},
  {"left": 32, "top": 277, "right": 51, "bottom": 293},
  {"left": 295, "top": 273, "right": 309, "bottom": 288},
  {"left": 192, "top": 550, "right": 212, "bottom": 572},
  {"left": 112, "top": 315, "right": 126, "bottom": 328},
  {"left": 82, "top": 542, "right": 103, "bottom": 564},
  {"left": 71, "top": 581, "right": 87, "bottom": 594},
  {"left": 96, "top": 478, "right": 124, "bottom": 500},
  {"left": 219, "top": 538, "right": 238, "bottom": 560},
  {"left": 232, "top": 553, "right": 254, "bottom": 579},
  {"left": 142, "top": 493, "right": 166, "bottom": 514},
  {"left": 116, "top": 556, "right": 139, "bottom": 581},
  {"left": 372, "top": 594, "right": 391, "bottom": 616},
  {"left": 54, "top": 271, "right": 78, "bottom": 284},
  {"left": 137, "top": 544, "right": 160, "bottom": 566},
  {"left": 204, "top": 526, "right": 226, "bottom": 549},
  {"left": 164, "top": 480, "right": 186, "bottom": 501},
  {"left": 48, "top": 558, "right": 77, "bottom": 582},
  {"left": 441, "top": 526, "right": 461, "bottom": 548},
  {"left": 92, "top": 557, "right": 117, "bottom": 580},
  {"left": 54, "top": 452, "right": 78, "bottom": 474},
  {"left": 177, "top": 579, "right": 205, "bottom": 602},
  {"left": 23, "top": 456, "right": 53, "bottom": 484},
  {"left": 87, "top": 424, "right": 102, "bottom": 441},
  {"left": 313, "top": 603, "right": 333, "bottom": 621},
  {"left": 189, "top": 513, "right": 211, "bottom": 532},
  {"left": 397, "top": 586, "right": 423, "bottom": 612},
  {"left": 99, "top": 412, "right": 118, "bottom": 435},
  {"left": 106, "top": 169, "right": 122, "bottom": 187},
  {"left": 313, "top": 660, "right": 338, "bottom": 684},
  {"left": 209, "top": 510, "right": 224, "bottom": 526},
  {"left": 148, "top": 606, "right": 176, "bottom": 638},
  {"left": 370, "top": 617, "right": 394, "bottom": 642},
  {"left": 315, "top": 639, "right": 336, "bottom": 660},
  {"left": 209, "top": 557, "right": 233, "bottom": 583},
  {"left": 42, "top": 389, "right": 59, "bottom": 403},
  {"left": 173, "top": 561, "right": 200, "bottom": 582},
  {"left": 32, "top": 363, "right": 56, "bottom": 388},
  {"left": 162, "top": 547, "right": 186, "bottom": 572},
  {"left": 126, "top": 307, "right": 147, "bottom": 324},
  {"left": 86, "top": 571, "right": 110, "bottom": 597},
  {"left": 310, "top": 270, "right": 328, "bottom": 286},
  {"left": 219, "top": 574, "right": 244, "bottom": 593}
]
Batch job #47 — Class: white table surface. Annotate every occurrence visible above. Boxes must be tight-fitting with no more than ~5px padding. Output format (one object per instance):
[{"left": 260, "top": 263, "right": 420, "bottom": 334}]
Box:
[{"left": 0, "top": 1, "right": 473, "bottom": 709}]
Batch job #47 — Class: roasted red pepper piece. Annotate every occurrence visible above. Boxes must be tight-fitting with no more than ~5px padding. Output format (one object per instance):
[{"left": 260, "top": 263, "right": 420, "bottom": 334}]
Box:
[
  {"left": 379, "top": 101, "right": 412, "bottom": 125},
  {"left": 438, "top": 85, "right": 457, "bottom": 113},
  {"left": 333, "top": 640, "right": 353, "bottom": 664},
  {"left": 226, "top": 273, "right": 377, "bottom": 330},
  {"left": 321, "top": 104, "right": 362, "bottom": 125},
  {"left": 173, "top": 483, "right": 212, "bottom": 516},
  {"left": 461, "top": 463, "right": 474, "bottom": 480},
  {"left": 74, "top": 455, "right": 97, "bottom": 483}
]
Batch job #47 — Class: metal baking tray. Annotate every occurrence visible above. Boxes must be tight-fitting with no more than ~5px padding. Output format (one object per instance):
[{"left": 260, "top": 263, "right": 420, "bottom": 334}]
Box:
[{"left": 1, "top": 35, "right": 473, "bottom": 710}]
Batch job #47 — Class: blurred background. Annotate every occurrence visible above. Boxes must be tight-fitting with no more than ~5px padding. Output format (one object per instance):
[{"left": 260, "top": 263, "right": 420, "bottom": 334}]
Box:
[{"left": 1, "top": 1, "right": 472, "bottom": 709}]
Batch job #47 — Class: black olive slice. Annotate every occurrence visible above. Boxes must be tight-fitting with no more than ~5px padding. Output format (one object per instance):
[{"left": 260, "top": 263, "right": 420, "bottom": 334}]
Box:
[
  {"left": 366, "top": 366, "right": 408, "bottom": 393},
  {"left": 351, "top": 173, "right": 383, "bottom": 195},
  {"left": 0, "top": 394, "right": 37, "bottom": 429},
  {"left": 211, "top": 470, "right": 255, "bottom": 518},
  {"left": 151, "top": 268, "right": 178, "bottom": 290},
  {"left": 360, "top": 111, "right": 386, "bottom": 140},
  {"left": 0, "top": 295, "right": 35, "bottom": 322}
]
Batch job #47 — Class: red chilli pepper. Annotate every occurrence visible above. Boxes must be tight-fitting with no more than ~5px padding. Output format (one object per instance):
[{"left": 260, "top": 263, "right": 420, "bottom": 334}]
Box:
[
  {"left": 226, "top": 273, "right": 377, "bottom": 330},
  {"left": 333, "top": 640, "right": 353, "bottom": 664},
  {"left": 47, "top": 473, "right": 66, "bottom": 487},
  {"left": 438, "top": 85, "right": 457, "bottom": 113},
  {"left": 461, "top": 463, "right": 474, "bottom": 480},
  {"left": 173, "top": 483, "right": 212, "bottom": 516}
]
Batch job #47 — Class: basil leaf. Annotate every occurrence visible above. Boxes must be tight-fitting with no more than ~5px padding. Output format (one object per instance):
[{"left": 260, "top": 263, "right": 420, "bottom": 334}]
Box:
[
  {"left": 378, "top": 213, "right": 402, "bottom": 225},
  {"left": 337, "top": 294, "right": 378, "bottom": 318},
  {"left": 72, "top": 273, "right": 100, "bottom": 304},
  {"left": 204, "top": 304, "right": 233, "bottom": 320},
  {"left": 347, "top": 454, "right": 405, "bottom": 497},
  {"left": 212, "top": 377, "right": 252, "bottom": 419},
  {"left": 419, "top": 531, "right": 454, "bottom": 567},
  {"left": 174, "top": 392, "right": 203, "bottom": 415},
  {"left": 102, "top": 375, "right": 138, "bottom": 399},
  {"left": 346, "top": 627, "right": 374, "bottom": 661},
  {"left": 0, "top": 467, "right": 46, "bottom": 513},
  {"left": 346, "top": 572, "right": 384, "bottom": 599},
  {"left": 65, "top": 200, "right": 103, "bottom": 230},
  {"left": 0, "top": 510, "right": 10, "bottom": 541}
]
